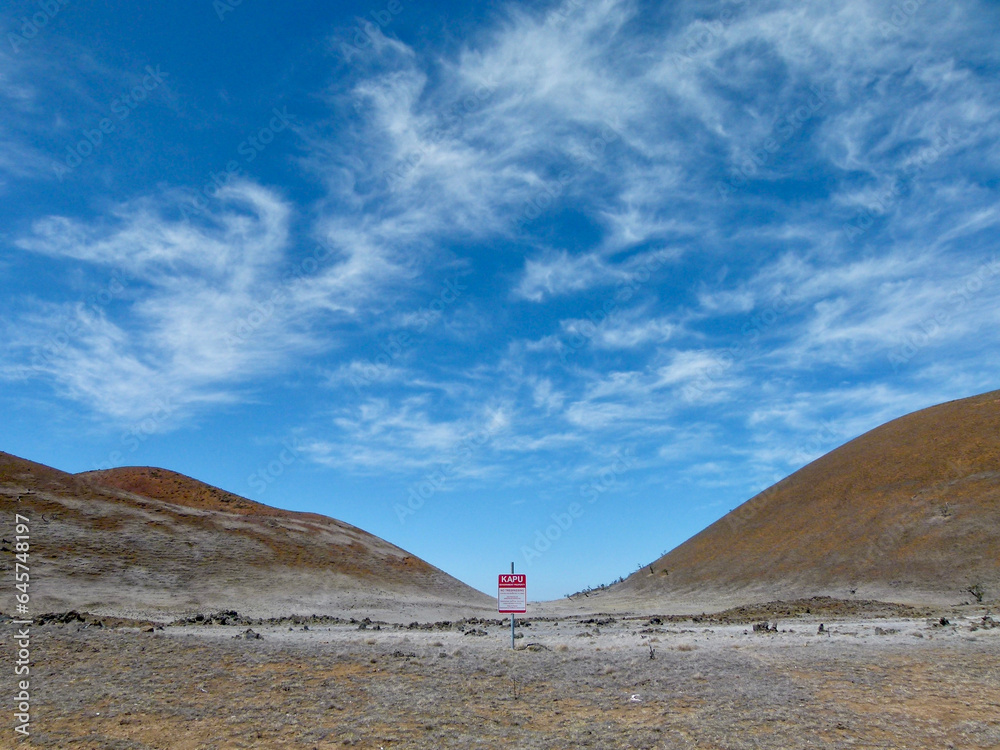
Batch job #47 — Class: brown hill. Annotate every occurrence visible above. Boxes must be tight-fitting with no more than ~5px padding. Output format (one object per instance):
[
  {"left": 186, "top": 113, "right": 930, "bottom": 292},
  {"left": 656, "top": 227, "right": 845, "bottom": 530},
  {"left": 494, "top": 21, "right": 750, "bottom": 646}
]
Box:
[
  {"left": 607, "top": 389, "right": 1000, "bottom": 608},
  {"left": 0, "top": 453, "right": 493, "bottom": 620},
  {"left": 77, "top": 466, "right": 283, "bottom": 516}
]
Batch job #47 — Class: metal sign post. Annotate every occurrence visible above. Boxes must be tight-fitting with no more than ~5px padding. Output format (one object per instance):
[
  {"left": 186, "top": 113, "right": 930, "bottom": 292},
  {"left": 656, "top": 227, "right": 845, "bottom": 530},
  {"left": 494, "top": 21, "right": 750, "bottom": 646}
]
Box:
[
  {"left": 510, "top": 562, "right": 515, "bottom": 650},
  {"left": 498, "top": 563, "right": 526, "bottom": 649}
]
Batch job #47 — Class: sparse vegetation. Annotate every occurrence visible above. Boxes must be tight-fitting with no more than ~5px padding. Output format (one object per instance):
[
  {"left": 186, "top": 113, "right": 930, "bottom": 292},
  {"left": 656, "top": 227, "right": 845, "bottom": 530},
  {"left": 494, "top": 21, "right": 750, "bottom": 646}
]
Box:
[
  {"left": 569, "top": 576, "right": 626, "bottom": 598},
  {"left": 967, "top": 583, "right": 985, "bottom": 603},
  {"left": 12, "top": 601, "right": 1000, "bottom": 749}
]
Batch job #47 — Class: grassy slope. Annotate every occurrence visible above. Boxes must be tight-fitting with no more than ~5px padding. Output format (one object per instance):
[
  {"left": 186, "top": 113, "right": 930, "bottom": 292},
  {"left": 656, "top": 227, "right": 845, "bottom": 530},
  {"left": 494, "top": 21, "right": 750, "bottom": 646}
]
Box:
[{"left": 615, "top": 389, "right": 1000, "bottom": 603}]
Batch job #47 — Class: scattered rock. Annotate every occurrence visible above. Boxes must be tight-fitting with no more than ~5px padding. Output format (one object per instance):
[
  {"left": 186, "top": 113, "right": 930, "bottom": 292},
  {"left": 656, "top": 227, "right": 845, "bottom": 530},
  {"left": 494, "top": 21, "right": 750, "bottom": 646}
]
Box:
[
  {"left": 971, "top": 615, "right": 997, "bottom": 632},
  {"left": 34, "top": 611, "right": 164, "bottom": 630},
  {"left": 37, "top": 611, "right": 88, "bottom": 626},
  {"left": 235, "top": 628, "right": 262, "bottom": 640}
]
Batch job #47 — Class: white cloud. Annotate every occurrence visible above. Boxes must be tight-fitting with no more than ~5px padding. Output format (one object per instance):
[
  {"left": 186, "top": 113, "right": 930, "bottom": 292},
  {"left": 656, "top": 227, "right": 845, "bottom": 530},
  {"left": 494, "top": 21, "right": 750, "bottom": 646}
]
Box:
[
  {"left": 588, "top": 313, "right": 676, "bottom": 350},
  {"left": 19, "top": 182, "right": 288, "bottom": 275},
  {"left": 5, "top": 0, "right": 998, "bottom": 511},
  {"left": 304, "top": 397, "right": 511, "bottom": 474},
  {"left": 9, "top": 184, "right": 292, "bottom": 419},
  {"left": 8, "top": 180, "right": 417, "bottom": 422},
  {"left": 514, "top": 251, "right": 624, "bottom": 302},
  {"left": 532, "top": 378, "right": 565, "bottom": 414},
  {"left": 515, "top": 248, "right": 678, "bottom": 303}
]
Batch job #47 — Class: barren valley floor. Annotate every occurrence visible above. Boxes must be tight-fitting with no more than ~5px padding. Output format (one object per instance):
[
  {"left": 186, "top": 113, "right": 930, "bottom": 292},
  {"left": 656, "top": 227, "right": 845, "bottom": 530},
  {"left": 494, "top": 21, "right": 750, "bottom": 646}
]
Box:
[{"left": 3, "top": 605, "right": 1000, "bottom": 749}]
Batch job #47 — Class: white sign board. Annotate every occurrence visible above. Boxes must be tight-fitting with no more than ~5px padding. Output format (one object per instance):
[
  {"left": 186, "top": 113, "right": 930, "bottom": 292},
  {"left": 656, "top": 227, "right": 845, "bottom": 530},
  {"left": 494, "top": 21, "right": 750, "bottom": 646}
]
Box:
[{"left": 498, "top": 573, "right": 526, "bottom": 614}]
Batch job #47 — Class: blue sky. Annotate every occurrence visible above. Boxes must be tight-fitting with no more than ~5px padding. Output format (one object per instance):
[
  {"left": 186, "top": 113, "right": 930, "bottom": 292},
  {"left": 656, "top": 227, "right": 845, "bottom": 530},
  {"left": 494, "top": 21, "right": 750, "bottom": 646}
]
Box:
[{"left": 2, "top": 0, "right": 999, "bottom": 601}]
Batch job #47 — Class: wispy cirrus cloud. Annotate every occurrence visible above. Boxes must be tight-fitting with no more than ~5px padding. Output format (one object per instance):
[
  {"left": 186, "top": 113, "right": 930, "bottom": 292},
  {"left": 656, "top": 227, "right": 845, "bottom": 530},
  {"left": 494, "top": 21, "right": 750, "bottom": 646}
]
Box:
[
  {"left": 8, "top": 180, "right": 417, "bottom": 421},
  {"left": 287, "top": 0, "right": 999, "bottom": 493},
  {"left": 10, "top": 183, "right": 294, "bottom": 419},
  {"left": 2, "top": 0, "right": 998, "bottom": 566}
]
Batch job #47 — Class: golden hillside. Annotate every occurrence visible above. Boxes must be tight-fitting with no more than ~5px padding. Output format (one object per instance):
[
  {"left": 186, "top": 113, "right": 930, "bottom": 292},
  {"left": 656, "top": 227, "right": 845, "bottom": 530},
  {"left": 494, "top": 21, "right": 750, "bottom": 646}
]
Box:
[{"left": 617, "top": 390, "right": 1000, "bottom": 605}]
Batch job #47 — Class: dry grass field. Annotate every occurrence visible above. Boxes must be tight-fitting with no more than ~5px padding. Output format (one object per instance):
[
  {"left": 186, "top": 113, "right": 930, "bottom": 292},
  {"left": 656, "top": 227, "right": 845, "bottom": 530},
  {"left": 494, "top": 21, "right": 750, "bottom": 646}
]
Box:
[{"left": 4, "top": 603, "right": 999, "bottom": 749}]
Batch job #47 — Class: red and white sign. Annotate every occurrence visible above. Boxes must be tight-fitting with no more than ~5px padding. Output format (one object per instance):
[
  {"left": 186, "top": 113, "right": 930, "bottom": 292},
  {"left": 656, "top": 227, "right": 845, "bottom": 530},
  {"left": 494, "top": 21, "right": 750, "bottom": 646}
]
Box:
[{"left": 498, "top": 574, "right": 527, "bottom": 614}]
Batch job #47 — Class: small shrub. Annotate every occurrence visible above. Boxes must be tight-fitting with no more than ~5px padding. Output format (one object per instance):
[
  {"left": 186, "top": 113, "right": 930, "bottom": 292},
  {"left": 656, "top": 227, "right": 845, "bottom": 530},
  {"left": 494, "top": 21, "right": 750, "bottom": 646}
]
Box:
[{"left": 966, "top": 583, "right": 985, "bottom": 603}]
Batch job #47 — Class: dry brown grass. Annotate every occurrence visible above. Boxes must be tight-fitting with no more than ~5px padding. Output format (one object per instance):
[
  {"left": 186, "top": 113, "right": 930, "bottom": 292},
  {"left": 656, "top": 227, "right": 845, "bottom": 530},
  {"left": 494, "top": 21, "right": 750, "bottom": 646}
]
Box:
[
  {"left": 616, "top": 389, "right": 1000, "bottom": 604},
  {"left": 6, "top": 612, "right": 999, "bottom": 749},
  {"left": 79, "top": 467, "right": 280, "bottom": 516}
]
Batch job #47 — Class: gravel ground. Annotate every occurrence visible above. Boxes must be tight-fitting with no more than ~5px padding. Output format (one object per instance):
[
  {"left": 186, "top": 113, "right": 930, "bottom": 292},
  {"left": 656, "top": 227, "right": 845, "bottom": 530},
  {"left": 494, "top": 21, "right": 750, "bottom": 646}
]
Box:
[{"left": 3, "top": 607, "right": 999, "bottom": 749}]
